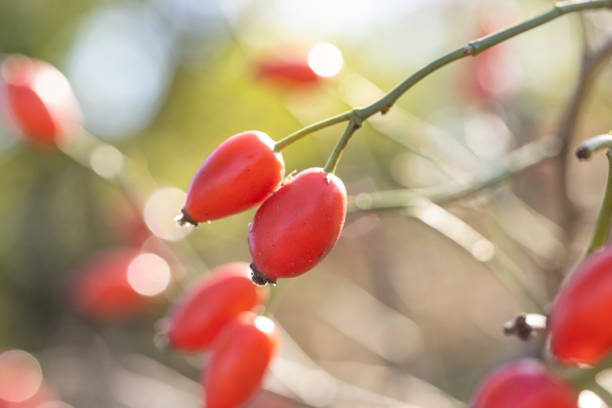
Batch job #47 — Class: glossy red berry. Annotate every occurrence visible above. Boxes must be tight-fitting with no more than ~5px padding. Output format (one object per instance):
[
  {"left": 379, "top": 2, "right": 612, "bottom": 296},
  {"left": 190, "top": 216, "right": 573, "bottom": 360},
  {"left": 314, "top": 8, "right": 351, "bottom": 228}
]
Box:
[
  {"left": 204, "top": 312, "right": 280, "bottom": 408},
  {"left": 254, "top": 57, "right": 320, "bottom": 88},
  {"left": 470, "top": 359, "right": 577, "bottom": 408},
  {"left": 550, "top": 246, "right": 612, "bottom": 365},
  {"left": 1, "top": 55, "right": 81, "bottom": 146},
  {"left": 70, "top": 248, "right": 170, "bottom": 321},
  {"left": 249, "top": 167, "right": 347, "bottom": 284},
  {"left": 179, "top": 131, "right": 285, "bottom": 225},
  {"left": 166, "top": 262, "right": 268, "bottom": 352}
]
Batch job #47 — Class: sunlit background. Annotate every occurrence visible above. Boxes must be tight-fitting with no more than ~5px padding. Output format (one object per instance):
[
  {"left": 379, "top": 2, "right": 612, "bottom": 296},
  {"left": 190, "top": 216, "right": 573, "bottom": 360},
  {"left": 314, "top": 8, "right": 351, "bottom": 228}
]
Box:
[{"left": 1, "top": 0, "right": 612, "bottom": 406}]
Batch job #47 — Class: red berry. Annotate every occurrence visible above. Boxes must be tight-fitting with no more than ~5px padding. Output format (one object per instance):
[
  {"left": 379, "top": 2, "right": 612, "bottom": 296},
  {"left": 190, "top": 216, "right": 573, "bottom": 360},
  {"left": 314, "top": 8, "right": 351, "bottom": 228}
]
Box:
[
  {"left": 470, "top": 359, "right": 577, "bottom": 408},
  {"left": 1, "top": 55, "right": 81, "bottom": 146},
  {"left": 204, "top": 312, "right": 280, "bottom": 408},
  {"left": 550, "top": 247, "right": 612, "bottom": 365},
  {"left": 70, "top": 248, "right": 170, "bottom": 322},
  {"left": 180, "top": 131, "right": 285, "bottom": 225},
  {"left": 166, "top": 262, "right": 268, "bottom": 352},
  {"left": 248, "top": 167, "right": 347, "bottom": 284},
  {"left": 254, "top": 57, "right": 320, "bottom": 88}
]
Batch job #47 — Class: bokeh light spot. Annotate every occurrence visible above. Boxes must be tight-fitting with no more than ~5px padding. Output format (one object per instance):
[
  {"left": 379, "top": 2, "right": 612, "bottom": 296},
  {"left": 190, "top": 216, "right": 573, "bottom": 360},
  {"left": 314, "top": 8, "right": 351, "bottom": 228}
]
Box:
[
  {"left": 0, "top": 350, "right": 43, "bottom": 403},
  {"left": 144, "top": 187, "right": 192, "bottom": 241},
  {"left": 254, "top": 316, "right": 276, "bottom": 334},
  {"left": 308, "top": 42, "right": 343, "bottom": 78},
  {"left": 127, "top": 253, "right": 171, "bottom": 296},
  {"left": 579, "top": 390, "right": 606, "bottom": 408},
  {"left": 89, "top": 144, "right": 124, "bottom": 178}
]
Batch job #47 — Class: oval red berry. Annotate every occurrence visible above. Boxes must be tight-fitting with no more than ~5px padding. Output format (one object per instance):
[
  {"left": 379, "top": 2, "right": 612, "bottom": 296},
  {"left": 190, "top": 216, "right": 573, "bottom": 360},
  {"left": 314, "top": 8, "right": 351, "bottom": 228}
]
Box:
[
  {"left": 470, "top": 359, "right": 577, "bottom": 408},
  {"left": 1, "top": 55, "right": 81, "bottom": 146},
  {"left": 166, "top": 262, "right": 268, "bottom": 352},
  {"left": 204, "top": 312, "right": 280, "bottom": 408},
  {"left": 248, "top": 167, "right": 347, "bottom": 284},
  {"left": 181, "top": 131, "right": 284, "bottom": 225},
  {"left": 550, "top": 246, "right": 612, "bottom": 365}
]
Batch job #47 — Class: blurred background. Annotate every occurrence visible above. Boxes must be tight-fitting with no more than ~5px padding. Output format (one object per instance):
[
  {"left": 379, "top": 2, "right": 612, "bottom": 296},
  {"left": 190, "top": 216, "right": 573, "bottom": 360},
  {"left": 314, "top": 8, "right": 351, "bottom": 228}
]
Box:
[{"left": 1, "top": 0, "right": 612, "bottom": 406}]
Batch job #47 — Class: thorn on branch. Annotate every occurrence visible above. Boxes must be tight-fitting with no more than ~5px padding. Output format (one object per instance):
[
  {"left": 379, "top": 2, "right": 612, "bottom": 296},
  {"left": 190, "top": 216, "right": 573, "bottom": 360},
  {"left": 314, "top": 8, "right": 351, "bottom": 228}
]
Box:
[{"left": 504, "top": 313, "right": 548, "bottom": 341}]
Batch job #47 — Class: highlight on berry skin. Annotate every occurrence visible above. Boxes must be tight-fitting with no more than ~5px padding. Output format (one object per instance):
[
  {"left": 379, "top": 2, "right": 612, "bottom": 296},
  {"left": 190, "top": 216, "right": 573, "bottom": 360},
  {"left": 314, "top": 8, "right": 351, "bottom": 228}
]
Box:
[{"left": 177, "top": 130, "right": 285, "bottom": 226}]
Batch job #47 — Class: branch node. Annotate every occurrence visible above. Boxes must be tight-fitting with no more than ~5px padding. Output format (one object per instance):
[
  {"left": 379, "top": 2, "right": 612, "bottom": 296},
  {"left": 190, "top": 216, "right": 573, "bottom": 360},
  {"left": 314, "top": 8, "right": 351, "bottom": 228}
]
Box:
[{"left": 463, "top": 43, "right": 476, "bottom": 56}]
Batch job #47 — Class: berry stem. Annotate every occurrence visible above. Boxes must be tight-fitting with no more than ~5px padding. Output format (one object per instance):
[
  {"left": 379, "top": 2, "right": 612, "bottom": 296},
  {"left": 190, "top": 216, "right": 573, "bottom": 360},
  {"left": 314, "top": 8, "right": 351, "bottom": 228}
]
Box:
[
  {"left": 576, "top": 133, "right": 612, "bottom": 160},
  {"left": 584, "top": 146, "right": 612, "bottom": 254},
  {"left": 323, "top": 118, "right": 360, "bottom": 174},
  {"left": 562, "top": 352, "right": 612, "bottom": 403},
  {"left": 274, "top": 0, "right": 612, "bottom": 156},
  {"left": 274, "top": 111, "right": 353, "bottom": 152}
]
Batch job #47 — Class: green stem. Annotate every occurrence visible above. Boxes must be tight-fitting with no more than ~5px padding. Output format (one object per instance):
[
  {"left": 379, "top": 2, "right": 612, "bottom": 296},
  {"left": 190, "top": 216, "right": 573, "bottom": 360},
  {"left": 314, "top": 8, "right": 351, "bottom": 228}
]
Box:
[
  {"left": 273, "top": 0, "right": 612, "bottom": 152},
  {"left": 591, "top": 382, "right": 612, "bottom": 406},
  {"left": 562, "top": 352, "right": 612, "bottom": 391},
  {"left": 274, "top": 111, "right": 352, "bottom": 152},
  {"left": 323, "top": 119, "right": 360, "bottom": 173},
  {"left": 586, "top": 149, "right": 612, "bottom": 254}
]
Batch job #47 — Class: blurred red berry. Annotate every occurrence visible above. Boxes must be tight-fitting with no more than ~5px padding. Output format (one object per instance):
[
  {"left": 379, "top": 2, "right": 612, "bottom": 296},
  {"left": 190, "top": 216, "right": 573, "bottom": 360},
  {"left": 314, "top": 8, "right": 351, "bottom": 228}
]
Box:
[
  {"left": 166, "top": 262, "right": 268, "bottom": 352},
  {"left": 470, "top": 359, "right": 577, "bottom": 408},
  {"left": 249, "top": 167, "right": 347, "bottom": 284},
  {"left": 179, "top": 130, "right": 285, "bottom": 226},
  {"left": 106, "top": 200, "right": 150, "bottom": 246},
  {"left": 462, "top": 7, "right": 519, "bottom": 103},
  {"left": 550, "top": 246, "right": 612, "bottom": 365},
  {"left": 70, "top": 248, "right": 170, "bottom": 322},
  {"left": 254, "top": 57, "right": 320, "bottom": 88},
  {"left": 1, "top": 55, "right": 81, "bottom": 146},
  {"left": 204, "top": 312, "right": 280, "bottom": 408}
]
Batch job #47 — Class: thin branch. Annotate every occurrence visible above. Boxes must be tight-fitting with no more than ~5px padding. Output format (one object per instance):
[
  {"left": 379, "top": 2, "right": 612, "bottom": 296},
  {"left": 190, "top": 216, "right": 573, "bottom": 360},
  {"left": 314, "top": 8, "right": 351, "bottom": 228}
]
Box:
[
  {"left": 349, "top": 135, "right": 562, "bottom": 212},
  {"left": 274, "top": 110, "right": 353, "bottom": 152},
  {"left": 405, "top": 200, "right": 545, "bottom": 311},
  {"left": 274, "top": 0, "right": 612, "bottom": 151}
]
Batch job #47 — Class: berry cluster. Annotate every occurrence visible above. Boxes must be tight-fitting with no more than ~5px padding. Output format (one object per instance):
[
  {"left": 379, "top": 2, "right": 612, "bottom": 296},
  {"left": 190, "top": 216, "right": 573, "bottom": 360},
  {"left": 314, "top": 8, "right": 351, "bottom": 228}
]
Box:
[
  {"left": 470, "top": 245, "right": 612, "bottom": 407},
  {"left": 169, "top": 129, "right": 347, "bottom": 406},
  {"left": 177, "top": 129, "right": 348, "bottom": 285},
  {"left": 162, "top": 122, "right": 348, "bottom": 405},
  {"left": 164, "top": 262, "right": 278, "bottom": 408}
]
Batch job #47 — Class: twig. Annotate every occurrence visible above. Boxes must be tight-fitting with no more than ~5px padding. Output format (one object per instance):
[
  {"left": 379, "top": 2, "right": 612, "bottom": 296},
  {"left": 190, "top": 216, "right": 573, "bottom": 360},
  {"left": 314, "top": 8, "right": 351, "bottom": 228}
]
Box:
[
  {"left": 405, "top": 200, "right": 545, "bottom": 311},
  {"left": 274, "top": 0, "right": 612, "bottom": 153},
  {"left": 349, "top": 135, "right": 562, "bottom": 212}
]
